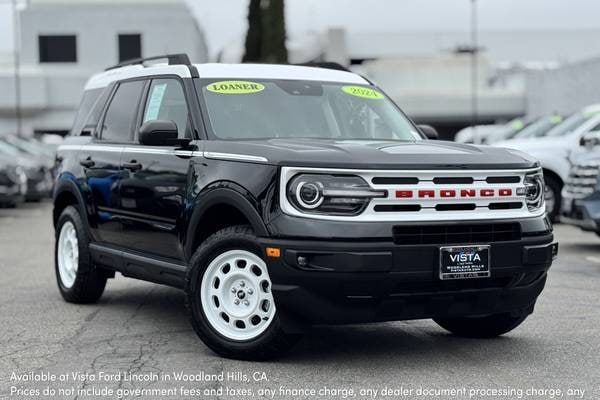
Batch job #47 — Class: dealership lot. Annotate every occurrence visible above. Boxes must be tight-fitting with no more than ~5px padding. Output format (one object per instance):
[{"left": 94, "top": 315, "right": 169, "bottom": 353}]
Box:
[{"left": 0, "top": 202, "right": 599, "bottom": 399}]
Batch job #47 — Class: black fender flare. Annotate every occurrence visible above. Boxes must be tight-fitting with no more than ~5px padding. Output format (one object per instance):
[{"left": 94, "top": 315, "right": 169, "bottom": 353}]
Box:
[
  {"left": 53, "top": 176, "right": 91, "bottom": 230},
  {"left": 184, "top": 185, "right": 269, "bottom": 260}
]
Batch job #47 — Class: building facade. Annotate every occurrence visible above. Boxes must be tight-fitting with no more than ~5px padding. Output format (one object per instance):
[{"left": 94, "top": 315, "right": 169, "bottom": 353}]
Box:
[{"left": 0, "top": 0, "right": 208, "bottom": 137}]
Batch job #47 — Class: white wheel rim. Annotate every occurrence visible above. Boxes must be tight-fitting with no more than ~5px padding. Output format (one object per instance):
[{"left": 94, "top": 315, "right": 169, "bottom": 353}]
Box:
[
  {"left": 58, "top": 221, "right": 79, "bottom": 288},
  {"left": 200, "top": 250, "right": 276, "bottom": 341}
]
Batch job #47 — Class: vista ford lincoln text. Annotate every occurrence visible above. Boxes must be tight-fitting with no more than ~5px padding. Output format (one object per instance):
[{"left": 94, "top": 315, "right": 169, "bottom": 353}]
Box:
[{"left": 53, "top": 54, "right": 558, "bottom": 360}]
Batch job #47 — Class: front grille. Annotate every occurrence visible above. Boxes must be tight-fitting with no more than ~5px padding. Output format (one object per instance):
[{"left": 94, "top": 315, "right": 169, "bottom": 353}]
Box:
[
  {"left": 564, "top": 161, "right": 600, "bottom": 199},
  {"left": 392, "top": 222, "right": 521, "bottom": 245},
  {"left": 280, "top": 167, "right": 540, "bottom": 222}
]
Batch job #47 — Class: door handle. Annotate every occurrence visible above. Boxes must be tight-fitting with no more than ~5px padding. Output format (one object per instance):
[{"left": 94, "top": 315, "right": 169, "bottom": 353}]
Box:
[
  {"left": 80, "top": 158, "right": 95, "bottom": 168},
  {"left": 123, "top": 161, "right": 142, "bottom": 171}
]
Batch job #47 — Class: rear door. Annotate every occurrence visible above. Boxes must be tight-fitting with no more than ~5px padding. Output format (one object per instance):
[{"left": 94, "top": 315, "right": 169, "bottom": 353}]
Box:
[
  {"left": 82, "top": 79, "right": 146, "bottom": 245},
  {"left": 118, "top": 77, "right": 194, "bottom": 261}
]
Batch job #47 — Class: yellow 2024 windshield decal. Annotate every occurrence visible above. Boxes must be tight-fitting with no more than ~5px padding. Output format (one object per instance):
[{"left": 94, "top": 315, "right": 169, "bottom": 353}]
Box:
[
  {"left": 206, "top": 81, "right": 265, "bottom": 94},
  {"left": 342, "top": 86, "right": 384, "bottom": 99}
]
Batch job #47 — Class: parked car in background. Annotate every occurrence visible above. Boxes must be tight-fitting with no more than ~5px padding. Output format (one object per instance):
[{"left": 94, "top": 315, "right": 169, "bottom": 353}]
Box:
[
  {"left": 509, "top": 114, "right": 564, "bottom": 140},
  {"left": 0, "top": 154, "right": 27, "bottom": 208},
  {"left": 38, "top": 133, "right": 64, "bottom": 154},
  {"left": 454, "top": 124, "right": 510, "bottom": 144},
  {"left": 2, "top": 136, "right": 58, "bottom": 179},
  {"left": 493, "top": 104, "right": 600, "bottom": 220},
  {"left": 457, "top": 115, "right": 563, "bottom": 145},
  {"left": 3, "top": 136, "right": 57, "bottom": 160},
  {"left": 0, "top": 139, "right": 53, "bottom": 201},
  {"left": 481, "top": 117, "right": 538, "bottom": 144},
  {"left": 561, "top": 136, "right": 600, "bottom": 234}
]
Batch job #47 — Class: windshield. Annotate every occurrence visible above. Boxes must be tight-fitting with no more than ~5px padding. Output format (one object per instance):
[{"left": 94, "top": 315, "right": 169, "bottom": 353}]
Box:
[
  {"left": 198, "top": 79, "right": 422, "bottom": 141},
  {"left": 545, "top": 112, "right": 595, "bottom": 137},
  {"left": 513, "top": 116, "right": 563, "bottom": 139},
  {"left": 0, "top": 141, "right": 23, "bottom": 157}
]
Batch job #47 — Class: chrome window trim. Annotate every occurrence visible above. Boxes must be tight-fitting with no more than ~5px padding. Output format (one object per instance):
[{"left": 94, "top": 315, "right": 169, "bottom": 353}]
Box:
[
  {"left": 58, "top": 144, "right": 195, "bottom": 157},
  {"left": 58, "top": 145, "right": 267, "bottom": 163},
  {"left": 203, "top": 152, "right": 268, "bottom": 163}
]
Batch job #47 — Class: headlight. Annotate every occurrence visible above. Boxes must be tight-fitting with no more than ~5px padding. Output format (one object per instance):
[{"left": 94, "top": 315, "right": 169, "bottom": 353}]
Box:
[
  {"left": 287, "top": 174, "right": 386, "bottom": 215},
  {"left": 518, "top": 170, "right": 545, "bottom": 212}
]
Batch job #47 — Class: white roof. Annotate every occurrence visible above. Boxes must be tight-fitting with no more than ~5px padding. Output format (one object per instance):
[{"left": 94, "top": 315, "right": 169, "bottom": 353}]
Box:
[{"left": 84, "top": 62, "right": 367, "bottom": 90}]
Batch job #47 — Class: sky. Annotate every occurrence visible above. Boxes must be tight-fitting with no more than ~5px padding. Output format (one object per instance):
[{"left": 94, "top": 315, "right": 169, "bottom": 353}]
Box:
[
  {"left": 1, "top": 0, "right": 600, "bottom": 55},
  {"left": 187, "top": 0, "right": 600, "bottom": 59}
]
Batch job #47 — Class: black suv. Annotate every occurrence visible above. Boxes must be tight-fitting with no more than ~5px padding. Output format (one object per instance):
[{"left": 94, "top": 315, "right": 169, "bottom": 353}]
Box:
[{"left": 53, "top": 54, "right": 557, "bottom": 360}]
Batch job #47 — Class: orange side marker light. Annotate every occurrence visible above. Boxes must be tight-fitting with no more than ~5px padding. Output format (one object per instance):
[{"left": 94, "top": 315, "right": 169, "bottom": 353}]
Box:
[{"left": 266, "top": 247, "right": 281, "bottom": 258}]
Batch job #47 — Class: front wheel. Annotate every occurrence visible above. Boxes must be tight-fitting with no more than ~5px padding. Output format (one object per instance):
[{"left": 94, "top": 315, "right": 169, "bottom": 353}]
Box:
[
  {"left": 185, "top": 225, "right": 301, "bottom": 360},
  {"left": 434, "top": 312, "right": 529, "bottom": 338}
]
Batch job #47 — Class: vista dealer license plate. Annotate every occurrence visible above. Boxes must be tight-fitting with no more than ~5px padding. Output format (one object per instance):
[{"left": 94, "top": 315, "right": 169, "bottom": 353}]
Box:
[{"left": 439, "top": 245, "right": 490, "bottom": 280}]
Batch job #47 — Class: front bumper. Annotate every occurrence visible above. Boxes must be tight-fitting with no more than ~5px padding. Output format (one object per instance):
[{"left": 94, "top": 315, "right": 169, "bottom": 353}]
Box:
[
  {"left": 560, "top": 191, "right": 600, "bottom": 232},
  {"left": 260, "top": 217, "right": 556, "bottom": 327},
  {"left": 0, "top": 184, "right": 24, "bottom": 206}
]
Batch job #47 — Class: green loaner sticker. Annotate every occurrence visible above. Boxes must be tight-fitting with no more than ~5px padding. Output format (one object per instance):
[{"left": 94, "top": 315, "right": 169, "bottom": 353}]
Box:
[
  {"left": 341, "top": 85, "right": 384, "bottom": 99},
  {"left": 206, "top": 80, "right": 265, "bottom": 94}
]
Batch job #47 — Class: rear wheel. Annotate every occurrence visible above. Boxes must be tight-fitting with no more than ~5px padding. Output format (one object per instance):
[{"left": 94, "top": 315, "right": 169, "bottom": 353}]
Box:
[
  {"left": 434, "top": 312, "right": 529, "bottom": 338},
  {"left": 55, "top": 206, "right": 107, "bottom": 303},
  {"left": 186, "top": 225, "right": 301, "bottom": 360}
]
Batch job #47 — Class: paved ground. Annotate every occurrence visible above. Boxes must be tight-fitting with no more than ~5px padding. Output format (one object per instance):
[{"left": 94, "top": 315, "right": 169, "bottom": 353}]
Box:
[{"left": 0, "top": 202, "right": 598, "bottom": 399}]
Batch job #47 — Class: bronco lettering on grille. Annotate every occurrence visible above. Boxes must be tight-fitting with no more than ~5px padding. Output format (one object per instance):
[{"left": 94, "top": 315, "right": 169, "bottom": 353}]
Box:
[{"left": 395, "top": 188, "right": 513, "bottom": 199}]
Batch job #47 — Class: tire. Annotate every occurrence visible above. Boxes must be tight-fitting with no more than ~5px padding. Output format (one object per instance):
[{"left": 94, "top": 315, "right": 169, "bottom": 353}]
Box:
[
  {"left": 544, "top": 174, "right": 561, "bottom": 222},
  {"left": 185, "top": 225, "right": 301, "bottom": 360},
  {"left": 55, "top": 205, "right": 107, "bottom": 303},
  {"left": 434, "top": 312, "right": 529, "bottom": 338}
]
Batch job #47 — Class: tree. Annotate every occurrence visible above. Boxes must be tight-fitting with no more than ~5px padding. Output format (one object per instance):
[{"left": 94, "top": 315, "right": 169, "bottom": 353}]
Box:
[
  {"left": 242, "top": 0, "right": 288, "bottom": 63},
  {"left": 242, "top": 0, "right": 262, "bottom": 62}
]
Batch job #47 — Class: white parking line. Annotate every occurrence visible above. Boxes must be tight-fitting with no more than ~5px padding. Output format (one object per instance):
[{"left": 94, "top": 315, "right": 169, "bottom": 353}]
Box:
[{"left": 585, "top": 256, "right": 600, "bottom": 264}]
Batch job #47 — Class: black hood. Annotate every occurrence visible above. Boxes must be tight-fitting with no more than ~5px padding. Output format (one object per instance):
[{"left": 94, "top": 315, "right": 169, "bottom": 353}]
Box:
[{"left": 204, "top": 139, "right": 539, "bottom": 170}]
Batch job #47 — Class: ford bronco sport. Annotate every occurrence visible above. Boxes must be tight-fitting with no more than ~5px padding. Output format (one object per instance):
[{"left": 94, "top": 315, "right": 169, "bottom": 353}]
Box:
[{"left": 53, "top": 54, "right": 558, "bottom": 360}]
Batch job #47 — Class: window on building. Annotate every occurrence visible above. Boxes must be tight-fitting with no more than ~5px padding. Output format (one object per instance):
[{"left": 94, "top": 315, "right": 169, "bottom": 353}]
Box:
[
  {"left": 38, "top": 35, "right": 77, "bottom": 63},
  {"left": 101, "top": 80, "right": 145, "bottom": 142},
  {"left": 142, "top": 79, "right": 190, "bottom": 138},
  {"left": 118, "top": 34, "right": 142, "bottom": 63}
]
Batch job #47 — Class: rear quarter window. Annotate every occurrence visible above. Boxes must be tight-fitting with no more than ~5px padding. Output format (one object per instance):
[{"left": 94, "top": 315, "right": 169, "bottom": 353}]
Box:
[{"left": 70, "top": 88, "right": 110, "bottom": 136}]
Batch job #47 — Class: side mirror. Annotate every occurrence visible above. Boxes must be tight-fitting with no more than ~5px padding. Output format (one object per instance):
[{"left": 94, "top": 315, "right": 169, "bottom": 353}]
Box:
[
  {"left": 139, "top": 120, "right": 179, "bottom": 146},
  {"left": 580, "top": 131, "right": 600, "bottom": 148},
  {"left": 418, "top": 124, "right": 439, "bottom": 140}
]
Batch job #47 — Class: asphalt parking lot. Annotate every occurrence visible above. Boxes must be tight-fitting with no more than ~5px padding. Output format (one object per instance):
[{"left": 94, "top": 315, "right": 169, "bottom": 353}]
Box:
[{"left": 0, "top": 202, "right": 599, "bottom": 399}]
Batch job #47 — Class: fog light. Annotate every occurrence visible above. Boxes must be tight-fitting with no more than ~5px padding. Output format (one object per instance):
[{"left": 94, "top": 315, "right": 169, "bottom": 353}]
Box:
[{"left": 297, "top": 256, "right": 309, "bottom": 267}]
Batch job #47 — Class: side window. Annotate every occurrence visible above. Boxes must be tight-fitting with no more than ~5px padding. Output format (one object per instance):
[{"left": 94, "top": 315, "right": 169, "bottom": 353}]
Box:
[
  {"left": 142, "top": 79, "right": 190, "bottom": 138},
  {"left": 100, "top": 80, "right": 145, "bottom": 142},
  {"left": 70, "top": 88, "right": 110, "bottom": 136}
]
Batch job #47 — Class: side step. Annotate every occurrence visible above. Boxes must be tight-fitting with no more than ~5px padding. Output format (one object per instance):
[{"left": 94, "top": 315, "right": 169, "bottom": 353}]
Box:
[{"left": 89, "top": 243, "right": 187, "bottom": 289}]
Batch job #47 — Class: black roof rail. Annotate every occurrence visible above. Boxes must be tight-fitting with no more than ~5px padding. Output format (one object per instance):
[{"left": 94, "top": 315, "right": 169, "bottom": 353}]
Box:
[
  {"left": 293, "top": 61, "right": 351, "bottom": 72},
  {"left": 105, "top": 53, "right": 192, "bottom": 71}
]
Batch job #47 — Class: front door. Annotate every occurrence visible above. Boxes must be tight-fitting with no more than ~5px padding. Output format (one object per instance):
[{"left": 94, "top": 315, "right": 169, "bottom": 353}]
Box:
[
  {"left": 83, "top": 79, "right": 146, "bottom": 245},
  {"left": 118, "top": 78, "right": 193, "bottom": 261}
]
